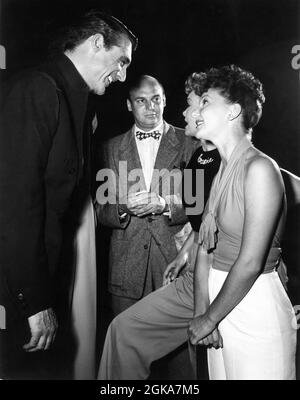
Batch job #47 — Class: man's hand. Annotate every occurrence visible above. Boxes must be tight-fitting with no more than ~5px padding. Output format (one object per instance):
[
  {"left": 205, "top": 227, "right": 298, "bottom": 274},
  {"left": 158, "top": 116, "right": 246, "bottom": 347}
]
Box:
[
  {"left": 118, "top": 191, "right": 148, "bottom": 215},
  {"left": 133, "top": 192, "right": 165, "bottom": 217},
  {"left": 163, "top": 253, "right": 188, "bottom": 285},
  {"left": 119, "top": 191, "right": 166, "bottom": 217},
  {"left": 23, "top": 308, "right": 58, "bottom": 352}
]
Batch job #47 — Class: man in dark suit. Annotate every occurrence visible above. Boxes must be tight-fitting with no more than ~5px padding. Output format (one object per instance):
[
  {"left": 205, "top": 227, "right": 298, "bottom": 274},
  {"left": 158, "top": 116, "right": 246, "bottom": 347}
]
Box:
[
  {"left": 96, "top": 75, "right": 196, "bottom": 378},
  {"left": 0, "top": 10, "right": 137, "bottom": 379}
]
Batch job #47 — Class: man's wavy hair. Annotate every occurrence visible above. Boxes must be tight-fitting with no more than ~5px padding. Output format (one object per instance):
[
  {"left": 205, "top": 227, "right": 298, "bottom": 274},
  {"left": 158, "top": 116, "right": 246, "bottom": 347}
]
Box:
[
  {"left": 50, "top": 9, "right": 138, "bottom": 54},
  {"left": 185, "top": 65, "right": 265, "bottom": 131}
]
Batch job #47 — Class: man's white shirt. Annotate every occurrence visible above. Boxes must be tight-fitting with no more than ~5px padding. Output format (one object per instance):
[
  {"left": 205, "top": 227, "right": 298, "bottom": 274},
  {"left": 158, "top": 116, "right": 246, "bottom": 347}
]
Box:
[{"left": 134, "top": 121, "right": 168, "bottom": 191}]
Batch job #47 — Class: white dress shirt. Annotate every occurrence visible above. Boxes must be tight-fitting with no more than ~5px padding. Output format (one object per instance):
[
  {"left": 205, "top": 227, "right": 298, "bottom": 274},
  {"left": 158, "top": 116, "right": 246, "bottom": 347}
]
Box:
[{"left": 134, "top": 121, "right": 167, "bottom": 191}]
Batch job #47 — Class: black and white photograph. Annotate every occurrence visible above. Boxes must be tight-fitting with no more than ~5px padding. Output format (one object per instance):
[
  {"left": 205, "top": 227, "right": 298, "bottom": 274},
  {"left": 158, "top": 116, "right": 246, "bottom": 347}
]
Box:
[{"left": 0, "top": 0, "right": 299, "bottom": 383}]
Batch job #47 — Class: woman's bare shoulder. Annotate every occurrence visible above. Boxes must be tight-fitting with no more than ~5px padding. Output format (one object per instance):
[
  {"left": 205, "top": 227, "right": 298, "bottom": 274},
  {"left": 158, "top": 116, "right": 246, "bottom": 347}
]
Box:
[{"left": 244, "top": 147, "right": 282, "bottom": 185}]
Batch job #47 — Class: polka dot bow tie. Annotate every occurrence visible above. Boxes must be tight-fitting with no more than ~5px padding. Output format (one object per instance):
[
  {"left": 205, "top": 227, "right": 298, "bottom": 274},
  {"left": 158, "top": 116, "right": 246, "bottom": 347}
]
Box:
[{"left": 136, "top": 130, "right": 161, "bottom": 140}]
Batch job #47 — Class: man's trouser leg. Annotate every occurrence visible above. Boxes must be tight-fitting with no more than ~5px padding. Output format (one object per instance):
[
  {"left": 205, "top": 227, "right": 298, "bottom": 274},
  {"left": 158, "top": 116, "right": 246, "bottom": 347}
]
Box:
[{"left": 98, "top": 271, "right": 194, "bottom": 380}]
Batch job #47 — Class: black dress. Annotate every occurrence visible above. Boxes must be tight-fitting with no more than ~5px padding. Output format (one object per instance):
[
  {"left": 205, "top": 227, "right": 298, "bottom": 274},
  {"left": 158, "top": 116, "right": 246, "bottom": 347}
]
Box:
[{"left": 182, "top": 146, "right": 221, "bottom": 232}]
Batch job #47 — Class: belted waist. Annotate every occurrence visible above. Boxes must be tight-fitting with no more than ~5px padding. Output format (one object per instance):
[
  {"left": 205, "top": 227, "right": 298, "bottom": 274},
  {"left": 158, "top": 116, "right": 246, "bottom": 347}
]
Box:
[
  {"left": 262, "top": 247, "right": 282, "bottom": 273},
  {"left": 212, "top": 246, "right": 288, "bottom": 290},
  {"left": 264, "top": 250, "right": 288, "bottom": 289},
  {"left": 213, "top": 242, "right": 282, "bottom": 271}
]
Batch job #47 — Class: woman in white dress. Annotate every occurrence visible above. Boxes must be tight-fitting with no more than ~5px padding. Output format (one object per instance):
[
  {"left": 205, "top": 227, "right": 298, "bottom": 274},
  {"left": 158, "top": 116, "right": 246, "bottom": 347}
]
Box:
[{"left": 187, "top": 65, "right": 297, "bottom": 379}]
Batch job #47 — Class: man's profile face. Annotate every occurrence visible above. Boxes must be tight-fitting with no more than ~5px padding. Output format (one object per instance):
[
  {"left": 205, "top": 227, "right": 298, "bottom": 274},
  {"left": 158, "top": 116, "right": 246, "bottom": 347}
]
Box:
[
  {"left": 88, "top": 35, "right": 132, "bottom": 95},
  {"left": 127, "top": 81, "right": 166, "bottom": 131}
]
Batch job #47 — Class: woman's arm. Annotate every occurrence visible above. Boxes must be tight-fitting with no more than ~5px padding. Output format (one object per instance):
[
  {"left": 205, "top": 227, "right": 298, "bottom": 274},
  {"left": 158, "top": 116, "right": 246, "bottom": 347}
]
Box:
[
  {"left": 163, "top": 230, "right": 196, "bottom": 285},
  {"left": 191, "top": 244, "right": 223, "bottom": 348},
  {"left": 193, "top": 245, "right": 211, "bottom": 316},
  {"left": 188, "top": 155, "right": 285, "bottom": 344}
]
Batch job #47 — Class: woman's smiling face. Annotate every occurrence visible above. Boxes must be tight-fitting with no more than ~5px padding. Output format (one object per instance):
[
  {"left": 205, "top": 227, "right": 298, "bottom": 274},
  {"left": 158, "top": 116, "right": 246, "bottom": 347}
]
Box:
[
  {"left": 192, "top": 88, "right": 232, "bottom": 141},
  {"left": 182, "top": 91, "right": 202, "bottom": 137}
]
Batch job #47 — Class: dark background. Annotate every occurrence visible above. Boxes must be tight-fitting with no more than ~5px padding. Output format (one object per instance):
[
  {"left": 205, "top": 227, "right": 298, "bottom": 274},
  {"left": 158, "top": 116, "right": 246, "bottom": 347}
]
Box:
[
  {"left": 1, "top": 0, "right": 300, "bottom": 172},
  {"left": 1, "top": 0, "right": 300, "bottom": 378}
]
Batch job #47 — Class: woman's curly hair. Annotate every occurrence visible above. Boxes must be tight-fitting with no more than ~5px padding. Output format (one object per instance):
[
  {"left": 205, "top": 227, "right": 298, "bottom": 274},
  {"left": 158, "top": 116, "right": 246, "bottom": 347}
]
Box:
[{"left": 185, "top": 65, "right": 265, "bottom": 131}]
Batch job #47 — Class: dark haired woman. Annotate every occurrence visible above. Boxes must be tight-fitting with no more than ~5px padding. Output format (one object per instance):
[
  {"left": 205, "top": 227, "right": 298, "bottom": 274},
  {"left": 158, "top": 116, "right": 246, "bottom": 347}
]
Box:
[{"left": 187, "top": 65, "right": 296, "bottom": 379}]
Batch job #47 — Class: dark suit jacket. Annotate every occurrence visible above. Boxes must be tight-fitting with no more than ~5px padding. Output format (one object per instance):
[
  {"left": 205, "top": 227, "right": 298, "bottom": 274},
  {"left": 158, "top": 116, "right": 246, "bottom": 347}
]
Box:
[
  {"left": 96, "top": 124, "right": 196, "bottom": 299},
  {"left": 0, "top": 55, "right": 90, "bottom": 322}
]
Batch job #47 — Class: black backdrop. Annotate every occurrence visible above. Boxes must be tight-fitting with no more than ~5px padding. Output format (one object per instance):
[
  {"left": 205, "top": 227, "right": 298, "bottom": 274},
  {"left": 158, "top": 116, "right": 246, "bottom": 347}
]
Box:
[
  {"left": 1, "top": 0, "right": 300, "bottom": 378},
  {"left": 1, "top": 0, "right": 300, "bottom": 173}
]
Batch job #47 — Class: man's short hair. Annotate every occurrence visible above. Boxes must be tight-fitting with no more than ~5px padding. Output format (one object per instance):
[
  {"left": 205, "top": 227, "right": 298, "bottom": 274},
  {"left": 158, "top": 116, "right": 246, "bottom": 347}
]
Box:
[
  {"left": 127, "top": 75, "right": 165, "bottom": 101},
  {"left": 50, "top": 9, "right": 138, "bottom": 54}
]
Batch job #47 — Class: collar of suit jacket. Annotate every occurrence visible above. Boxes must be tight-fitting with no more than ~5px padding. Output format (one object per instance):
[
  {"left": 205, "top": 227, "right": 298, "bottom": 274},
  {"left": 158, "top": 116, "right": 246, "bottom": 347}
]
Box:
[{"left": 40, "top": 54, "right": 90, "bottom": 94}]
